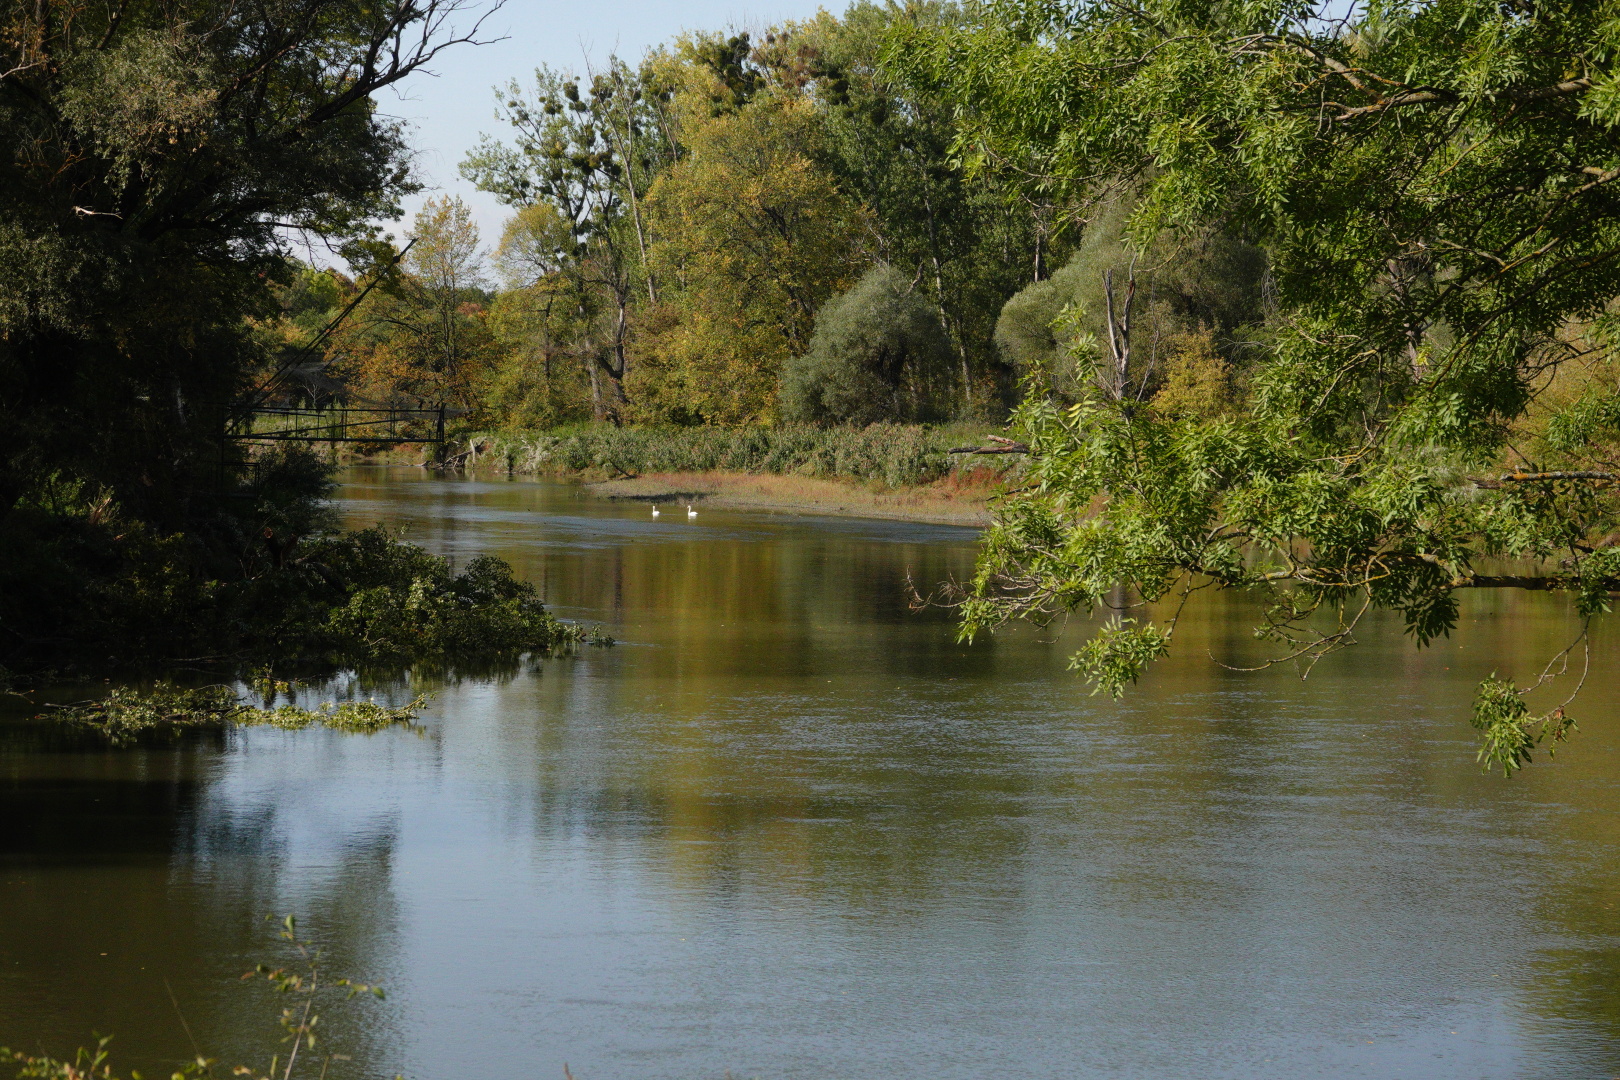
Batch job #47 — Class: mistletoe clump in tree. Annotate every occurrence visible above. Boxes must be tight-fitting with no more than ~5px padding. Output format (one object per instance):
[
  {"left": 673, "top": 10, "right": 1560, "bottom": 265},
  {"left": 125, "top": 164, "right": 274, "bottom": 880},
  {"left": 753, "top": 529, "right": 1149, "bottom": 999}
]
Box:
[
  {"left": 462, "top": 60, "right": 676, "bottom": 421},
  {"left": 888, "top": 0, "right": 1620, "bottom": 772}
]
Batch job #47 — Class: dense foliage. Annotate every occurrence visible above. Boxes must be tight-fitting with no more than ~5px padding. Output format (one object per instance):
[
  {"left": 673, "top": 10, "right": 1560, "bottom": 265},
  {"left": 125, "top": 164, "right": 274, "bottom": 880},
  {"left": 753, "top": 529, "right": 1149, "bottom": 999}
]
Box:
[
  {"left": 0, "top": 0, "right": 492, "bottom": 525},
  {"left": 886, "top": 0, "right": 1620, "bottom": 771},
  {"left": 0, "top": 1, "right": 611, "bottom": 681},
  {"left": 0, "top": 447, "right": 591, "bottom": 681},
  {"left": 437, "top": 4, "right": 1050, "bottom": 426}
]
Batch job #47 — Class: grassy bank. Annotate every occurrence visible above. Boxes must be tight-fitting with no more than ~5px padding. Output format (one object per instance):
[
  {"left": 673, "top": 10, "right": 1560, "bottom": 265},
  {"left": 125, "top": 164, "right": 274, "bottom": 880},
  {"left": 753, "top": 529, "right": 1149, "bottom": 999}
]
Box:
[
  {"left": 436, "top": 423, "right": 1017, "bottom": 525},
  {"left": 471, "top": 422, "right": 1006, "bottom": 489}
]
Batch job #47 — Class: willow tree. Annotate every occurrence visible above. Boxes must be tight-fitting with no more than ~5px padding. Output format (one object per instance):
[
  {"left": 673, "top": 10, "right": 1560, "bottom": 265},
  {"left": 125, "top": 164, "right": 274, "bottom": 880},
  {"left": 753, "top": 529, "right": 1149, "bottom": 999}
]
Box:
[{"left": 887, "top": 0, "right": 1620, "bottom": 772}]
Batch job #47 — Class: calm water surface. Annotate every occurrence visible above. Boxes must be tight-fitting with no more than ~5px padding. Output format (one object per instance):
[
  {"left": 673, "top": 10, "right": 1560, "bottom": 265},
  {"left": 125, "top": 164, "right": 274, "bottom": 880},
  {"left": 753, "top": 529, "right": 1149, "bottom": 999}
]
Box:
[{"left": 4, "top": 468, "right": 1620, "bottom": 1079}]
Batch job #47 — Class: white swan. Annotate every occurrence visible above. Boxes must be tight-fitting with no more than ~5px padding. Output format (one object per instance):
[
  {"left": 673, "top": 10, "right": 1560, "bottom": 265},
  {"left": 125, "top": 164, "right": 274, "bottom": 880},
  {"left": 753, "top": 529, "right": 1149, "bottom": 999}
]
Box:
[
  {"left": 686, "top": 504, "right": 697, "bottom": 518},
  {"left": 651, "top": 505, "right": 660, "bottom": 517}
]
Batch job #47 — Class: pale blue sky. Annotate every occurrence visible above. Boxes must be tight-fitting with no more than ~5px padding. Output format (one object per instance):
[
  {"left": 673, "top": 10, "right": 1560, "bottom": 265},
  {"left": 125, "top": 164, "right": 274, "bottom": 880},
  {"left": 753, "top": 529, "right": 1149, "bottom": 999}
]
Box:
[{"left": 377, "top": 0, "right": 835, "bottom": 256}]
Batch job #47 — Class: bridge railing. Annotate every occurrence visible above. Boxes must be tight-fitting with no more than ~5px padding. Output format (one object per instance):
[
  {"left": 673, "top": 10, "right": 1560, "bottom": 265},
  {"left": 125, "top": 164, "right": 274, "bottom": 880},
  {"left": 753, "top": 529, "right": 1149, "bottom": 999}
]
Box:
[{"left": 223, "top": 405, "right": 461, "bottom": 444}]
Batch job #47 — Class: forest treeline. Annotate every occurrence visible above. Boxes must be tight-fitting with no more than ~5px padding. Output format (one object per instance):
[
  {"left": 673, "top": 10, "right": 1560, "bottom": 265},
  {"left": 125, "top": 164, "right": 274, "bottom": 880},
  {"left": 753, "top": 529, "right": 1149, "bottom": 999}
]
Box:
[{"left": 266, "top": 2, "right": 1260, "bottom": 432}]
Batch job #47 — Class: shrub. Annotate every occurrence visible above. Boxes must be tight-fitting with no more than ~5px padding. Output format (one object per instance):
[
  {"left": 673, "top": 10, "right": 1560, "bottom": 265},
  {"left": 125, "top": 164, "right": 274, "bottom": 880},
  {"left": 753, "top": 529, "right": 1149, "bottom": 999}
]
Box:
[
  {"left": 781, "top": 265, "right": 955, "bottom": 424},
  {"left": 297, "top": 526, "right": 594, "bottom": 663}
]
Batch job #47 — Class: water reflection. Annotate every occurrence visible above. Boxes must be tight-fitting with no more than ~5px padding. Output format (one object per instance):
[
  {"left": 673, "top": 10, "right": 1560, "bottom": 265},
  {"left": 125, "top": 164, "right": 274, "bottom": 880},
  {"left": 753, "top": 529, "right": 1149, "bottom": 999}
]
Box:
[{"left": 2, "top": 468, "right": 1618, "bottom": 1079}]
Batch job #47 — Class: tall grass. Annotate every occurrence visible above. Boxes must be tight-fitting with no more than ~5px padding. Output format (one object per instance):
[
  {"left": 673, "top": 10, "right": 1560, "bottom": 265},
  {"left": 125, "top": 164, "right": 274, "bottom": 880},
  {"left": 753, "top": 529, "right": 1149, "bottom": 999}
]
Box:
[{"left": 477, "top": 423, "right": 1001, "bottom": 489}]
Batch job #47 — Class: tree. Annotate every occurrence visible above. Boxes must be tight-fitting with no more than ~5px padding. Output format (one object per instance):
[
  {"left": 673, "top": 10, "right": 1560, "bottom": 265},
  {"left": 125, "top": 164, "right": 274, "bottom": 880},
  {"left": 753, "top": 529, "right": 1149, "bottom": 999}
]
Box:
[
  {"left": 888, "top": 0, "right": 1620, "bottom": 771},
  {"left": 802, "top": 2, "right": 1047, "bottom": 415},
  {"left": 638, "top": 56, "right": 866, "bottom": 424},
  {"left": 0, "top": 0, "right": 492, "bottom": 525},
  {"left": 333, "top": 196, "right": 498, "bottom": 414},
  {"left": 462, "top": 61, "right": 673, "bottom": 420},
  {"left": 484, "top": 204, "right": 598, "bottom": 426},
  {"left": 782, "top": 264, "right": 955, "bottom": 424},
  {"left": 995, "top": 195, "right": 1264, "bottom": 404}
]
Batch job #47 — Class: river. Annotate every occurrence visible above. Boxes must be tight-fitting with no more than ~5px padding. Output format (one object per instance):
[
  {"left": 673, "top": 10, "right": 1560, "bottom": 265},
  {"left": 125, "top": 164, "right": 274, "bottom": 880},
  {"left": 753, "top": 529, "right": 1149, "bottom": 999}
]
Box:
[{"left": 3, "top": 468, "right": 1618, "bottom": 1079}]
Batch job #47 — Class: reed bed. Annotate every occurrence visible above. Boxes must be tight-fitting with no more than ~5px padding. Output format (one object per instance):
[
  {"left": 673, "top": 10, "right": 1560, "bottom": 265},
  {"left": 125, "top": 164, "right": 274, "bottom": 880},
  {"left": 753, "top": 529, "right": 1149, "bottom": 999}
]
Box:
[{"left": 476, "top": 423, "right": 1003, "bottom": 489}]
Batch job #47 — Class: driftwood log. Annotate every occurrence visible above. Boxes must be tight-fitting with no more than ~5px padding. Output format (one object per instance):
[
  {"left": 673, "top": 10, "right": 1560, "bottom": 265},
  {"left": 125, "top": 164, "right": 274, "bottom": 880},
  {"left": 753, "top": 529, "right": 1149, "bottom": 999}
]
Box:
[{"left": 948, "top": 435, "right": 1030, "bottom": 455}]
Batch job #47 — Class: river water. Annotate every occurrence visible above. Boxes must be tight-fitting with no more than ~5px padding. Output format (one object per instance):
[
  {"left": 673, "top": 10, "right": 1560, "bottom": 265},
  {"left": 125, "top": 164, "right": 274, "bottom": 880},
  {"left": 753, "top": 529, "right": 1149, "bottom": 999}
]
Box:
[{"left": 3, "top": 468, "right": 1619, "bottom": 1079}]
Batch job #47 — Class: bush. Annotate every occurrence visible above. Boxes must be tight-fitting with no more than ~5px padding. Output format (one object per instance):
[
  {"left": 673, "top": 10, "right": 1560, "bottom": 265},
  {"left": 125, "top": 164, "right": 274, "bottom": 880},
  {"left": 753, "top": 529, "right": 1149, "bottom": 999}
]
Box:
[
  {"left": 306, "top": 527, "right": 589, "bottom": 662},
  {"left": 781, "top": 265, "right": 955, "bottom": 424},
  {"left": 0, "top": 444, "right": 595, "bottom": 680}
]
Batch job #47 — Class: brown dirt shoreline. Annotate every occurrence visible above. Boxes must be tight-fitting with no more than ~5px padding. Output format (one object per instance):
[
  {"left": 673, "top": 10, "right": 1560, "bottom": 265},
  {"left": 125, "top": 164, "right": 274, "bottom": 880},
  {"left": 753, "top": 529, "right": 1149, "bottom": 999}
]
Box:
[
  {"left": 578, "top": 470, "right": 992, "bottom": 527},
  {"left": 336, "top": 444, "right": 1000, "bottom": 526}
]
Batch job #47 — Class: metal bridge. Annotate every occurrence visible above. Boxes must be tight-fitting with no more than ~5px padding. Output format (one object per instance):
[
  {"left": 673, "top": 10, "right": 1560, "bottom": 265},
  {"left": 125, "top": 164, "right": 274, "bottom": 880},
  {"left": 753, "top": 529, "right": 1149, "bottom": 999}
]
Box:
[{"left": 223, "top": 404, "right": 460, "bottom": 445}]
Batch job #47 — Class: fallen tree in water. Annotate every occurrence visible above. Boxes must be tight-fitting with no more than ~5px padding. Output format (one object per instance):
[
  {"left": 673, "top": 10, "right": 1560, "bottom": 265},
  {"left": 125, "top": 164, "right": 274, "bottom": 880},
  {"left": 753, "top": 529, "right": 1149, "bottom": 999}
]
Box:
[{"left": 44, "top": 682, "right": 428, "bottom": 745}]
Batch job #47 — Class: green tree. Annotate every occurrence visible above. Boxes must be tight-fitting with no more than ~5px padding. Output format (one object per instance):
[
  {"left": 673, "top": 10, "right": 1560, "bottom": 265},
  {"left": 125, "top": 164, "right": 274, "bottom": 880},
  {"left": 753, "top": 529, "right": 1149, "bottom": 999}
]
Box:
[
  {"left": 782, "top": 264, "right": 955, "bottom": 424},
  {"left": 995, "top": 195, "right": 1264, "bottom": 404},
  {"left": 0, "top": 0, "right": 491, "bottom": 524},
  {"left": 802, "top": 2, "right": 1048, "bottom": 414},
  {"left": 485, "top": 204, "right": 598, "bottom": 426},
  {"left": 638, "top": 43, "right": 866, "bottom": 424},
  {"left": 888, "top": 0, "right": 1620, "bottom": 771}
]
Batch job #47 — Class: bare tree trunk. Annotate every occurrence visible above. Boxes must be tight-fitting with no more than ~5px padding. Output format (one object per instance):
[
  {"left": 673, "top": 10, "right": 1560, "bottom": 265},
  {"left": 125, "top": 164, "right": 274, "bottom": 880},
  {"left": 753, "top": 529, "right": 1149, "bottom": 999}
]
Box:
[
  {"left": 922, "top": 192, "right": 971, "bottom": 412},
  {"left": 1102, "top": 267, "right": 1136, "bottom": 400},
  {"left": 587, "top": 352, "right": 605, "bottom": 420},
  {"left": 602, "top": 74, "right": 657, "bottom": 305}
]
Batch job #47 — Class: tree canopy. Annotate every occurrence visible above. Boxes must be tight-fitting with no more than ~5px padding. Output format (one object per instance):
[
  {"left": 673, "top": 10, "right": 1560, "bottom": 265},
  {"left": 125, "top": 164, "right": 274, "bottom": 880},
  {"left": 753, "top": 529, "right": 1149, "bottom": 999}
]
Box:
[
  {"left": 782, "top": 264, "right": 955, "bottom": 424},
  {"left": 885, "top": 0, "right": 1620, "bottom": 772},
  {"left": 0, "top": 0, "right": 492, "bottom": 524},
  {"left": 459, "top": 5, "right": 1050, "bottom": 426}
]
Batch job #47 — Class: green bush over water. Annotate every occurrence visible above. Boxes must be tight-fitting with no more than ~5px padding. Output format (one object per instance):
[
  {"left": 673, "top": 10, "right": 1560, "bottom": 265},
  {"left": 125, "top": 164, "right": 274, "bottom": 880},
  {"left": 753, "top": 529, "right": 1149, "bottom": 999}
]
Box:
[
  {"left": 482, "top": 422, "right": 996, "bottom": 489},
  {"left": 0, "top": 448, "right": 600, "bottom": 683},
  {"left": 299, "top": 526, "right": 597, "bottom": 662}
]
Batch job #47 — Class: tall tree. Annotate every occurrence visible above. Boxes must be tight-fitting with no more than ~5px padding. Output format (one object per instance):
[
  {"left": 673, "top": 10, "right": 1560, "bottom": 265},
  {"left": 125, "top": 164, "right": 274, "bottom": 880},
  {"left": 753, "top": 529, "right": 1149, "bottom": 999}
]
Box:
[
  {"left": 337, "top": 196, "right": 497, "bottom": 412},
  {"left": 802, "top": 2, "right": 1046, "bottom": 414},
  {"left": 630, "top": 33, "right": 867, "bottom": 423},
  {"left": 484, "top": 203, "right": 598, "bottom": 425},
  {"left": 888, "top": 0, "right": 1620, "bottom": 771},
  {"left": 0, "top": 0, "right": 492, "bottom": 524},
  {"left": 462, "top": 62, "right": 671, "bottom": 420}
]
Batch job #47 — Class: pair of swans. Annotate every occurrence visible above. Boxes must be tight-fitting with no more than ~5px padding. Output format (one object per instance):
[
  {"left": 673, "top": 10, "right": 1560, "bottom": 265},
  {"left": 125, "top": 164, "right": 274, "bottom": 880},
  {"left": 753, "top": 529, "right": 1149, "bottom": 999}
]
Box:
[{"left": 651, "top": 504, "right": 696, "bottom": 518}]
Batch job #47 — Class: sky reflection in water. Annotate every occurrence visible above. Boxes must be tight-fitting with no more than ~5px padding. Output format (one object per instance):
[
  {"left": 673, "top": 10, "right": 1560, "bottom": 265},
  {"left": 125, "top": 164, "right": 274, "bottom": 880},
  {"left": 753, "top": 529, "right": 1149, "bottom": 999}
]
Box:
[{"left": 3, "top": 467, "right": 1619, "bottom": 1080}]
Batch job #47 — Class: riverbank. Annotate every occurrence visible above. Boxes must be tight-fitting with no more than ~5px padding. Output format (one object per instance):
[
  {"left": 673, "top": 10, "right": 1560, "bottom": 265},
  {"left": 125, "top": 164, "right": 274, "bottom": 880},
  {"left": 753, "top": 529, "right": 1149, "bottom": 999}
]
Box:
[
  {"left": 581, "top": 469, "right": 996, "bottom": 526},
  {"left": 341, "top": 423, "right": 1014, "bottom": 525}
]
